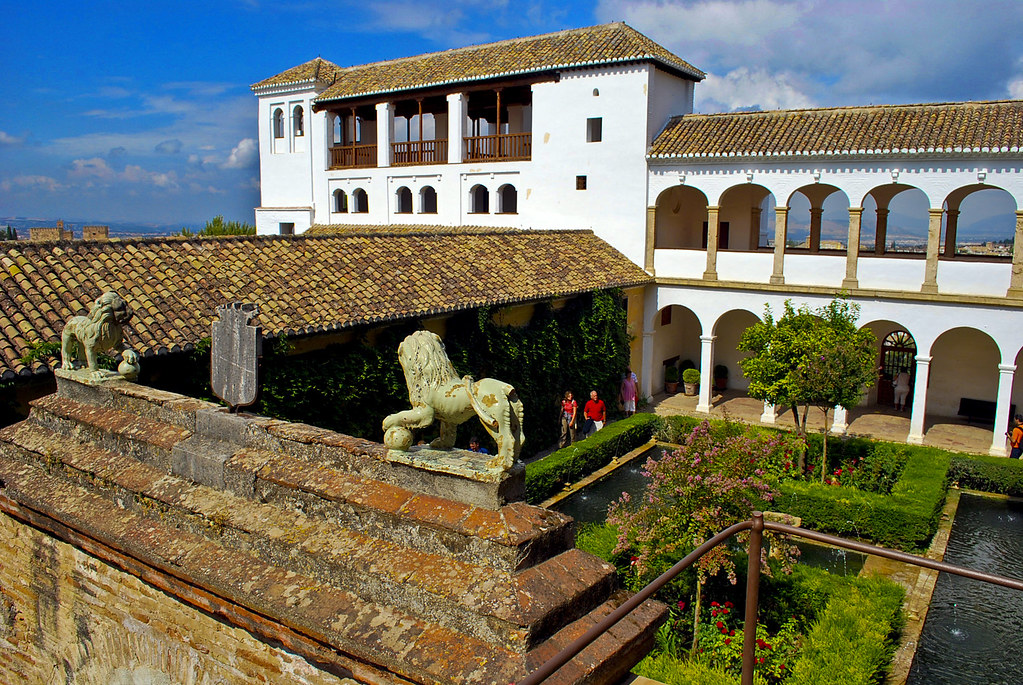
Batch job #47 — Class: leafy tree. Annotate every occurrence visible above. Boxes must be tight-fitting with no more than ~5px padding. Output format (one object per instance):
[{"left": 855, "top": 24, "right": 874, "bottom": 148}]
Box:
[
  {"left": 738, "top": 298, "right": 877, "bottom": 481},
  {"left": 177, "top": 215, "right": 256, "bottom": 237}
]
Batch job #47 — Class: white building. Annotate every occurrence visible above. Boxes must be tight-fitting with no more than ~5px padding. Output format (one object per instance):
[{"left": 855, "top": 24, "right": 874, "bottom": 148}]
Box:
[{"left": 252, "top": 23, "right": 1023, "bottom": 455}]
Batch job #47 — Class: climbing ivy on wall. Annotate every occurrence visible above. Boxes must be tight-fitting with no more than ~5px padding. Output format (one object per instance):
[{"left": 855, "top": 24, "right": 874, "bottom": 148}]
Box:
[{"left": 143, "top": 289, "right": 630, "bottom": 456}]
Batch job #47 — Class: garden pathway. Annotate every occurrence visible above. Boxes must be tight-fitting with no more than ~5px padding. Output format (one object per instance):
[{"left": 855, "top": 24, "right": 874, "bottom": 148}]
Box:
[{"left": 645, "top": 389, "right": 1000, "bottom": 456}]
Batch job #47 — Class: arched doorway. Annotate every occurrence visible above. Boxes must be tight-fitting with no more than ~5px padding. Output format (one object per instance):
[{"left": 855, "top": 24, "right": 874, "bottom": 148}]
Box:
[{"left": 877, "top": 330, "right": 917, "bottom": 407}]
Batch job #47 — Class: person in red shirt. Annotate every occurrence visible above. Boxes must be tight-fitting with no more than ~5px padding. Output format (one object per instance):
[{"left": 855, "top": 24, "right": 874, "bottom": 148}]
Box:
[{"left": 583, "top": 390, "right": 606, "bottom": 437}]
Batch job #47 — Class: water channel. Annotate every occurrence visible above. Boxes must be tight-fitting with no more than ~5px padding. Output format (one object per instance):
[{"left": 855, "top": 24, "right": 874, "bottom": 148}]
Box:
[
  {"left": 906, "top": 493, "right": 1023, "bottom": 685},
  {"left": 552, "top": 450, "right": 1023, "bottom": 682}
]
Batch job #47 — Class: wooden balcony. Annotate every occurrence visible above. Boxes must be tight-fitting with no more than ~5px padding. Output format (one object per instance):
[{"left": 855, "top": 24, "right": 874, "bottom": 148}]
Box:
[
  {"left": 329, "top": 144, "right": 377, "bottom": 169},
  {"left": 392, "top": 139, "right": 448, "bottom": 166},
  {"left": 464, "top": 133, "right": 531, "bottom": 162}
]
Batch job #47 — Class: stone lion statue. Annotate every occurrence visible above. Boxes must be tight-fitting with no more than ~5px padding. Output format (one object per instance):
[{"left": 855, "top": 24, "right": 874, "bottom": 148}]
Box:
[
  {"left": 382, "top": 331, "right": 524, "bottom": 470},
  {"left": 60, "top": 292, "right": 133, "bottom": 375}
]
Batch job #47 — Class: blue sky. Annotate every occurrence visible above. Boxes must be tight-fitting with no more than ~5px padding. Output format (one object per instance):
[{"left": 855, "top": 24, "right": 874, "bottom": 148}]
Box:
[{"left": 3, "top": 0, "right": 1023, "bottom": 227}]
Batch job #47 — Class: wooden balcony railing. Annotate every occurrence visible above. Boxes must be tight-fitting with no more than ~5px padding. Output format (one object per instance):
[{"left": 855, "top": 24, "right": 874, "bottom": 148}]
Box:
[
  {"left": 329, "top": 144, "right": 377, "bottom": 169},
  {"left": 463, "top": 133, "right": 531, "bottom": 162},
  {"left": 392, "top": 139, "right": 448, "bottom": 166}
]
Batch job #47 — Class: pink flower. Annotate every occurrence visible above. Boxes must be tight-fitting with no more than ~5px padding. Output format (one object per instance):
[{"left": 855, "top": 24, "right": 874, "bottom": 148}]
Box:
[{"left": 677, "top": 601, "right": 686, "bottom": 611}]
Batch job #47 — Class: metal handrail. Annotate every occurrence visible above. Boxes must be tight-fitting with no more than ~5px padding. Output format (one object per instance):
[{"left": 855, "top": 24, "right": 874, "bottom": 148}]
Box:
[{"left": 517, "top": 511, "right": 1023, "bottom": 685}]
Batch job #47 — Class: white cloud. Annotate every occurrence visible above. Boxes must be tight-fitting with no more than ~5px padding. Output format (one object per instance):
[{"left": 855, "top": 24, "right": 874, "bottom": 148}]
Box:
[
  {"left": 1, "top": 175, "right": 63, "bottom": 192},
  {"left": 0, "top": 131, "right": 24, "bottom": 145},
  {"left": 697, "top": 67, "right": 815, "bottom": 112},
  {"left": 155, "top": 139, "right": 183, "bottom": 154},
  {"left": 69, "top": 157, "right": 116, "bottom": 181},
  {"left": 222, "top": 138, "right": 257, "bottom": 169},
  {"left": 1009, "top": 78, "right": 1023, "bottom": 100}
]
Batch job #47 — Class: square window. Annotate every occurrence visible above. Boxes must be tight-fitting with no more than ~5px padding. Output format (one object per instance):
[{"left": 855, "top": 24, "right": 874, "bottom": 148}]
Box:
[
  {"left": 279, "top": 222, "right": 295, "bottom": 236},
  {"left": 576, "top": 175, "right": 587, "bottom": 190},
  {"left": 586, "top": 117, "right": 602, "bottom": 143}
]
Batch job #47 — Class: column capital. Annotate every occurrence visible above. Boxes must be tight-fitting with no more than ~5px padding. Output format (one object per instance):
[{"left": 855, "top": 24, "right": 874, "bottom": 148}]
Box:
[
  {"left": 848, "top": 207, "right": 864, "bottom": 217},
  {"left": 642, "top": 330, "right": 655, "bottom": 339},
  {"left": 928, "top": 207, "right": 945, "bottom": 218},
  {"left": 809, "top": 207, "right": 824, "bottom": 216},
  {"left": 775, "top": 206, "right": 789, "bottom": 216},
  {"left": 876, "top": 207, "right": 890, "bottom": 217},
  {"left": 998, "top": 363, "right": 1017, "bottom": 373},
  {"left": 707, "top": 205, "right": 721, "bottom": 212},
  {"left": 914, "top": 355, "right": 933, "bottom": 365},
  {"left": 700, "top": 334, "right": 716, "bottom": 343},
  {"left": 1015, "top": 209, "right": 1023, "bottom": 219}
]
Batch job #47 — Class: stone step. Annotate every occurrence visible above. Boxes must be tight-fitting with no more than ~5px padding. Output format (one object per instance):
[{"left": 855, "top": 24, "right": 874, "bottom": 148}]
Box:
[
  {"left": 25, "top": 392, "right": 575, "bottom": 572},
  {"left": 0, "top": 421, "right": 617, "bottom": 650},
  {"left": 0, "top": 455, "right": 525, "bottom": 684}
]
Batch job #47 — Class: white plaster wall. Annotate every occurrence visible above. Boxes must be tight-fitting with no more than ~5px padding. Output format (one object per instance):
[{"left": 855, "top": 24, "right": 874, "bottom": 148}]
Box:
[
  {"left": 647, "top": 69, "right": 695, "bottom": 142},
  {"left": 653, "top": 248, "right": 705, "bottom": 278},
  {"left": 782, "top": 253, "right": 847, "bottom": 287},
  {"left": 712, "top": 310, "right": 761, "bottom": 390},
  {"left": 254, "top": 207, "right": 313, "bottom": 234},
  {"left": 936, "top": 260, "right": 1011, "bottom": 296},
  {"left": 525, "top": 65, "right": 656, "bottom": 266},
  {"left": 717, "top": 252, "right": 773, "bottom": 283},
  {"left": 650, "top": 304, "right": 702, "bottom": 385},
  {"left": 928, "top": 328, "right": 1001, "bottom": 416},
  {"left": 857, "top": 256, "right": 926, "bottom": 291}
]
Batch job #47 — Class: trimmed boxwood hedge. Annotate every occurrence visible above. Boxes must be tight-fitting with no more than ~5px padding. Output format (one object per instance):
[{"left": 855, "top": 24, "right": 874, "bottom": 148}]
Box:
[
  {"left": 524, "top": 413, "right": 660, "bottom": 503},
  {"left": 948, "top": 454, "right": 1023, "bottom": 496},
  {"left": 775, "top": 447, "right": 951, "bottom": 551}
]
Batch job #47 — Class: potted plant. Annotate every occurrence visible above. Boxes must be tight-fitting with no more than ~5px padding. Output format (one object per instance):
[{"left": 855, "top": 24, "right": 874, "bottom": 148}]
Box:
[
  {"left": 664, "top": 365, "right": 680, "bottom": 394},
  {"left": 682, "top": 368, "right": 700, "bottom": 395},
  {"left": 714, "top": 364, "right": 729, "bottom": 390}
]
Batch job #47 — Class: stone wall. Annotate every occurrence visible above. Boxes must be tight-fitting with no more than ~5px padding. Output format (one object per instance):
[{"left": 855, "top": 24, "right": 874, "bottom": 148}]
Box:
[
  {"left": 0, "top": 513, "right": 354, "bottom": 685},
  {"left": 0, "top": 374, "right": 666, "bottom": 684}
]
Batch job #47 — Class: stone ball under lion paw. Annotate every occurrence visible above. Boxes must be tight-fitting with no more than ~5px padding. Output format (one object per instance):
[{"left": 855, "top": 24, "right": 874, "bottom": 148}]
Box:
[{"left": 384, "top": 426, "right": 414, "bottom": 451}]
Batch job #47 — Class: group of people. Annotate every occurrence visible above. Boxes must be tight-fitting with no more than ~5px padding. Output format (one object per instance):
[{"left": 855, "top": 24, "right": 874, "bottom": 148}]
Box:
[{"left": 558, "top": 368, "right": 639, "bottom": 448}]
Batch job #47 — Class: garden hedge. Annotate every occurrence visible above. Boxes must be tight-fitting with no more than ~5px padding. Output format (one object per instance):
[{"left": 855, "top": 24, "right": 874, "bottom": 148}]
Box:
[
  {"left": 524, "top": 413, "right": 660, "bottom": 503},
  {"left": 948, "top": 454, "right": 1023, "bottom": 497},
  {"left": 774, "top": 447, "right": 951, "bottom": 551}
]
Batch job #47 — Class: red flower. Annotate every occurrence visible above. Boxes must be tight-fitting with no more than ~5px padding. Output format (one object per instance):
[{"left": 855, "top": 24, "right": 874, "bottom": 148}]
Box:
[
  {"left": 711, "top": 601, "right": 720, "bottom": 607},
  {"left": 729, "top": 629, "right": 735, "bottom": 636},
  {"left": 716, "top": 621, "right": 724, "bottom": 629},
  {"left": 724, "top": 638, "right": 731, "bottom": 645},
  {"left": 724, "top": 601, "right": 733, "bottom": 608},
  {"left": 711, "top": 609, "right": 718, "bottom": 617},
  {"left": 780, "top": 664, "right": 786, "bottom": 670},
  {"left": 757, "top": 657, "right": 765, "bottom": 664},
  {"left": 677, "top": 600, "right": 686, "bottom": 611}
]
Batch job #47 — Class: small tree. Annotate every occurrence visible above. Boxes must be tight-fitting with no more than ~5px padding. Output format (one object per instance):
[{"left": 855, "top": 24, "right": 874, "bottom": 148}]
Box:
[
  {"left": 177, "top": 215, "right": 255, "bottom": 237},
  {"left": 738, "top": 298, "right": 877, "bottom": 480}
]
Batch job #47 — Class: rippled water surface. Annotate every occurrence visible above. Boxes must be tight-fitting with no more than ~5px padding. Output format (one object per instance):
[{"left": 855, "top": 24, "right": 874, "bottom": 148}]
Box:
[{"left": 907, "top": 493, "right": 1023, "bottom": 685}]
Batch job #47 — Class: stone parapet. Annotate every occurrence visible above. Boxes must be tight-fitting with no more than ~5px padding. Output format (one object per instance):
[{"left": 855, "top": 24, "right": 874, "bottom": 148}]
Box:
[{"left": 0, "top": 375, "right": 666, "bottom": 684}]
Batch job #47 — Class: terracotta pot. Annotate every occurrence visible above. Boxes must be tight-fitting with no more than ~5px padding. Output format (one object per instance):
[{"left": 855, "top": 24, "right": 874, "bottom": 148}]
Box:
[{"left": 664, "top": 381, "right": 679, "bottom": 395}]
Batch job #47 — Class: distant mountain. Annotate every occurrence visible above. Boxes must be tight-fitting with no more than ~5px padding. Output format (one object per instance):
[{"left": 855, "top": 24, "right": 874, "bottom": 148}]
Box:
[{"left": 0, "top": 217, "right": 199, "bottom": 239}]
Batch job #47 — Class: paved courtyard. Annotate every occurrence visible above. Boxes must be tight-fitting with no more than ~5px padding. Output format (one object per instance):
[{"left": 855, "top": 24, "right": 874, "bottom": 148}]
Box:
[{"left": 646, "top": 388, "right": 1003, "bottom": 456}]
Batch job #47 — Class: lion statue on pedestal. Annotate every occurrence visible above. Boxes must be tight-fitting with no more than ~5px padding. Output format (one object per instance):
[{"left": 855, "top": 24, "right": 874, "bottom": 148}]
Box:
[
  {"left": 60, "top": 292, "right": 133, "bottom": 375},
  {"left": 382, "top": 331, "right": 524, "bottom": 470}
]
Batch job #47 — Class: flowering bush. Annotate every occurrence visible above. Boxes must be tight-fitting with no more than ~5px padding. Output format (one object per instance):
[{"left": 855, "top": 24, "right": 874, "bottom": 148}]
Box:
[
  {"left": 694, "top": 599, "right": 801, "bottom": 684},
  {"left": 608, "top": 420, "right": 799, "bottom": 584}
]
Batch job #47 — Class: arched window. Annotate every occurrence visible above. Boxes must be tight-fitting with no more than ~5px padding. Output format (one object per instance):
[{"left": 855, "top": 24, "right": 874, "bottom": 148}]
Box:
[
  {"left": 470, "top": 184, "right": 489, "bottom": 214},
  {"left": 420, "top": 186, "right": 438, "bottom": 214},
  {"left": 498, "top": 184, "right": 517, "bottom": 214},
  {"left": 332, "top": 114, "right": 342, "bottom": 144},
  {"left": 396, "top": 187, "right": 412, "bottom": 214},
  {"left": 293, "top": 105, "right": 304, "bottom": 137},
  {"left": 273, "top": 108, "right": 285, "bottom": 139},
  {"left": 333, "top": 189, "right": 348, "bottom": 213},
  {"left": 353, "top": 188, "right": 369, "bottom": 213}
]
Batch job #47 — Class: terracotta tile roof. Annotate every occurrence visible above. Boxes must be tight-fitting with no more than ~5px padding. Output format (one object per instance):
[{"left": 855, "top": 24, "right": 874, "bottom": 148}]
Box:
[
  {"left": 304, "top": 223, "right": 517, "bottom": 236},
  {"left": 251, "top": 57, "right": 344, "bottom": 90},
  {"left": 650, "top": 100, "right": 1023, "bottom": 159},
  {"left": 253, "top": 23, "right": 703, "bottom": 101},
  {"left": 0, "top": 230, "right": 650, "bottom": 380}
]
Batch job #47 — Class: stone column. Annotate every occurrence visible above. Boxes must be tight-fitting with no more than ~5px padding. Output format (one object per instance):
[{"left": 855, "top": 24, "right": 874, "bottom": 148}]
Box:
[
  {"left": 874, "top": 207, "right": 889, "bottom": 255},
  {"left": 760, "top": 402, "right": 777, "bottom": 424},
  {"left": 645, "top": 205, "right": 656, "bottom": 274},
  {"left": 641, "top": 330, "right": 656, "bottom": 401},
  {"left": 1007, "top": 211, "right": 1023, "bottom": 298},
  {"left": 921, "top": 208, "right": 943, "bottom": 293},
  {"left": 749, "top": 207, "right": 762, "bottom": 250},
  {"left": 907, "top": 355, "right": 932, "bottom": 444},
  {"left": 843, "top": 207, "right": 863, "bottom": 289},
  {"left": 696, "top": 335, "right": 715, "bottom": 413},
  {"left": 771, "top": 207, "right": 788, "bottom": 284},
  {"left": 376, "top": 102, "right": 394, "bottom": 167},
  {"left": 831, "top": 406, "right": 848, "bottom": 435},
  {"left": 704, "top": 206, "right": 720, "bottom": 280},
  {"left": 809, "top": 207, "right": 823, "bottom": 253},
  {"left": 943, "top": 209, "right": 960, "bottom": 258},
  {"left": 990, "top": 364, "right": 1016, "bottom": 456}
]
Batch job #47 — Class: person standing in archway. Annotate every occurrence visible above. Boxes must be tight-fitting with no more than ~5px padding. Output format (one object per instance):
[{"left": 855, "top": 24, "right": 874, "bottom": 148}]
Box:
[
  {"left": 893, "top": 366, "right": 911, "bottom": 411},
  {"left": 1009, "top": 415, "right": 1023, "bottom": 459}
]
